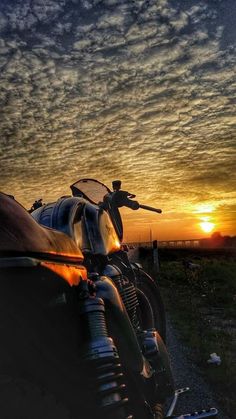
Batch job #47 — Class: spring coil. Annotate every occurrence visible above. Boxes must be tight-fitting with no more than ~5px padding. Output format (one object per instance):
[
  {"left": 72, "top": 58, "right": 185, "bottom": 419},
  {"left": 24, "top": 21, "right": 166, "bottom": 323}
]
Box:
[
  {"left": 92, "top": 356, "right": 133, "bottom": 419},
  {"left": 79, "top": 296, "right": 132, "bottom": 418}
]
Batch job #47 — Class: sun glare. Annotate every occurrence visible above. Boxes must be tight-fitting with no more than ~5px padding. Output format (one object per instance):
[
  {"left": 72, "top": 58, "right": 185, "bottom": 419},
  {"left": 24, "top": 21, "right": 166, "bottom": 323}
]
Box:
[
  {"left": 200, "top": 221, "right": 215, "bottom": 233},
  {"left": 194, "top": 203, "right": 215, "bottom": 213}
]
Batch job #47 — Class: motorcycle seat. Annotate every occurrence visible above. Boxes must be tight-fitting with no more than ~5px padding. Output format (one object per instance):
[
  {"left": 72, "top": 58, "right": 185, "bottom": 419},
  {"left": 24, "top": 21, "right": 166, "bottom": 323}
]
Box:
[{"left": 0, "top": 193, "right": 83, "bottom": 262}]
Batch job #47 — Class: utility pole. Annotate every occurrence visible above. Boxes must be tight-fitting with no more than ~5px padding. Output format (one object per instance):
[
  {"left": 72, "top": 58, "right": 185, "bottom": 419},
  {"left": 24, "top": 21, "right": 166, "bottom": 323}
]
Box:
[
  {"left": 149, "top": 228, "right": 152, "bottom": 244},
  {"left": 153, "top": 239, "right": 160, "bottom": 275}
]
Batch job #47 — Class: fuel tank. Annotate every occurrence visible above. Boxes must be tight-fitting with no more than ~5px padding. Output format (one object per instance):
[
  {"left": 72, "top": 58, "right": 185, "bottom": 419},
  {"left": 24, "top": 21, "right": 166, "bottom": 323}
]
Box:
[{"left": 32, "top": 197, "right": 121, "bottom": 256}]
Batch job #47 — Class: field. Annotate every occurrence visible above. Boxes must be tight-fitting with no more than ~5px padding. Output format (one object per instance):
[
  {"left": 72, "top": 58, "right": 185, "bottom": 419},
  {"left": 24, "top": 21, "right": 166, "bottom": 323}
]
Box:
[{"left": 139, "top": 247, "right": 236, "bottom": 418}]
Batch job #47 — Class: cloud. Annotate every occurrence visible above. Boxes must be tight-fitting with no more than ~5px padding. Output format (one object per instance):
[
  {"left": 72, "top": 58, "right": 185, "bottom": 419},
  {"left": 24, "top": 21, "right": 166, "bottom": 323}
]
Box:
[{"left": 0, "top": 0, "right": 235, "bottom": 237}]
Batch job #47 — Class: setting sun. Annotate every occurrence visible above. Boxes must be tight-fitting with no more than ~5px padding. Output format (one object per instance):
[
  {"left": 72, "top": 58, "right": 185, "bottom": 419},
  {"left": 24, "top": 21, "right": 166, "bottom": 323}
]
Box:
[{"left": 200, "top": 221, "right": 215, "bottom": 233}]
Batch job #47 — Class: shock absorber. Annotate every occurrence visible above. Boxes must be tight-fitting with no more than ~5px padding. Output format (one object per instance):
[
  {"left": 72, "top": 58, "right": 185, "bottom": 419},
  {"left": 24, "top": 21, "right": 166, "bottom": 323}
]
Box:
[{"left": 78, "top": 282, "right": 132, "bottom": 419}]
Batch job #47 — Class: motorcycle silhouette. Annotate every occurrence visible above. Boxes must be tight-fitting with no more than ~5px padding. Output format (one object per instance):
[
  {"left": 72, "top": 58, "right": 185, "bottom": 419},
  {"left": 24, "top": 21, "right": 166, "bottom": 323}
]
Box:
[{"left": 0, "top": 180, "right": 218, "bottom": 419}]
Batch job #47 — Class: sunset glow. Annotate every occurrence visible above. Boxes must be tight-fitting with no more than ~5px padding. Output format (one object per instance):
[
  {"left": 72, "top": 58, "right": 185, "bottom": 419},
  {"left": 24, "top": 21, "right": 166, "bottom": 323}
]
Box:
[
  {"left": 200, "top": 221, "right": 215, "bottom": 234},
  {"left": 1, "top": 1, "right": 236, "bottom": 241},
  {"left": 198, "top": 213, "right": 216, "bottom": 236},
  {"left": 194, "top": 204, "right": 216, "bottom": 214}
]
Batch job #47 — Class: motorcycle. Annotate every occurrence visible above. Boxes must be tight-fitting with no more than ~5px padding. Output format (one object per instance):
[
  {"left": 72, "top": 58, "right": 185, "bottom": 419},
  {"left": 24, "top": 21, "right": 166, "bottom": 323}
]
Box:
[{"left": 0, "top": 180, "right": 218, "bottom": 419}]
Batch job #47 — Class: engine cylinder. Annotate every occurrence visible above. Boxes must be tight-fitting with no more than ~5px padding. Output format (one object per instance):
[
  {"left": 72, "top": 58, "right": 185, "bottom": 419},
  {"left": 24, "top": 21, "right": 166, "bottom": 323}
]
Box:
[{"left": 102, "top": 264, "right": 139, "bottom": 329}]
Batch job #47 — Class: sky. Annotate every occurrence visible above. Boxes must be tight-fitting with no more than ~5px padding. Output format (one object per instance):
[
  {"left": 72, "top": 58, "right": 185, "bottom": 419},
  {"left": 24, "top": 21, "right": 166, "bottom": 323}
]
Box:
[{"left": 0, "top": 0, "right": 236, "bottom": 241}]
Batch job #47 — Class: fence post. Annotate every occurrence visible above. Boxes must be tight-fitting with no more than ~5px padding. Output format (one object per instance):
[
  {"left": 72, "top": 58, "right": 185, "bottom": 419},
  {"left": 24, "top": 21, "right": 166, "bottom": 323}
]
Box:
[{"left": 153, "top": 240, "right": 160, "bottom": 274}]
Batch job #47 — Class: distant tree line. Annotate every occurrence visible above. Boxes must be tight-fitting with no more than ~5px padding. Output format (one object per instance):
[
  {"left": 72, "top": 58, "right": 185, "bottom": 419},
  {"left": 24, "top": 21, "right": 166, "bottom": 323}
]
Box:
[{"left": 200, "top": 232, "right": 236, "bottom": 248}]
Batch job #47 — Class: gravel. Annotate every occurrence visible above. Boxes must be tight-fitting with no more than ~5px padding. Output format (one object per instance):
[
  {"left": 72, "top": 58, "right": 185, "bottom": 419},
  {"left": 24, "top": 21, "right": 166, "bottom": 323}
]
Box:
[{"left": 165, "top": 315, "right": 231, "bottom": 419}]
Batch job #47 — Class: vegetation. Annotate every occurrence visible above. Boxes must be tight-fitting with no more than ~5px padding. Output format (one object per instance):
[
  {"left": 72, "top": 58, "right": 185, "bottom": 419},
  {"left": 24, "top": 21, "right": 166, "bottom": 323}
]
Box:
[{"left": 139, "top": 247, "right": 236, "bottom": 418}]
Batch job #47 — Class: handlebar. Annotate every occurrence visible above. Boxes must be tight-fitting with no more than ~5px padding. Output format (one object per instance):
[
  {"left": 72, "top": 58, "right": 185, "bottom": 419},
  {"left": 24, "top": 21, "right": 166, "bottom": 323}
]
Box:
[{"left": 139, "top": 204, "right": 162, "bottom": 214}]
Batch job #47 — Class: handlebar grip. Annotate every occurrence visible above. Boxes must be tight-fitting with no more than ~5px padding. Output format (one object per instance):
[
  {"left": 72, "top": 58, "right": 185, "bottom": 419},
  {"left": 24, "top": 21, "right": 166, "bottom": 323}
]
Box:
[{"left": 139, "top": 204, "right": 162, "bottom": 214}]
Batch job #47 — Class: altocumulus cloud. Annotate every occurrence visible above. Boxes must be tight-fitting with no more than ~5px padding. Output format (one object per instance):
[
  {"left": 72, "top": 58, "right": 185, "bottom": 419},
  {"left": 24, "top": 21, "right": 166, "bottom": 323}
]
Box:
[{"left": 0, "top": 0, "right": 235, "bottom": 229}]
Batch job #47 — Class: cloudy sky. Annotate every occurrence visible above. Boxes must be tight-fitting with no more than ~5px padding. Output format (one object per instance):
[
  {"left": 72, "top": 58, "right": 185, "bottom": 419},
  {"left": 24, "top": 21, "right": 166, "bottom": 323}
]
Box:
[{"left": 0, "top": 0, "right": 236, "bottom": 241}]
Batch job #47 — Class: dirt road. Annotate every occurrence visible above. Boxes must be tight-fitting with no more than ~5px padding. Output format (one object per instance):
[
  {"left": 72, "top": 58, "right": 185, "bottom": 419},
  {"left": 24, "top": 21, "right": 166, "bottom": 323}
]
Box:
[{"left": 166, "top": 315, "right": 231, "bottom": 419}]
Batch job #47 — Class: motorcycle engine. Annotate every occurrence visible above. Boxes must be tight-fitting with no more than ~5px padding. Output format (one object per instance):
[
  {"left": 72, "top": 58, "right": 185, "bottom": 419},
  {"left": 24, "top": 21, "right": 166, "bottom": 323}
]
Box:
[
  {"left": 102, "top": 264, "right": 174, "bottom": 405},
  {"left": 102, "top": 264, "right": 140, "bottom": 329}
]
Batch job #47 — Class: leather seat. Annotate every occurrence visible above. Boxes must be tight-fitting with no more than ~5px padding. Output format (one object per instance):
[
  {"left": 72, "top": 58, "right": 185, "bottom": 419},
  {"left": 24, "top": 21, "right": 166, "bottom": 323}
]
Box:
[{"left": 0, "top": 193, "right": 83, "bottom": 262}]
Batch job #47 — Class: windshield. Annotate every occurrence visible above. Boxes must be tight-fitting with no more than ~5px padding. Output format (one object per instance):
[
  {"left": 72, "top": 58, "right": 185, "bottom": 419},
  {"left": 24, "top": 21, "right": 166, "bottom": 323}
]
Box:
[{"left": 70, "top": 179, "right": 111, "bottom": 205}]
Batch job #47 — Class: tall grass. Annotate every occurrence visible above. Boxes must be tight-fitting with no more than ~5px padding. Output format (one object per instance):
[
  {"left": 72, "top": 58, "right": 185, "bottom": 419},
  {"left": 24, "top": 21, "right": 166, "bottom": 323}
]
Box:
[{"left": 139, "top": 248, "right": 236, "bottom": 418}]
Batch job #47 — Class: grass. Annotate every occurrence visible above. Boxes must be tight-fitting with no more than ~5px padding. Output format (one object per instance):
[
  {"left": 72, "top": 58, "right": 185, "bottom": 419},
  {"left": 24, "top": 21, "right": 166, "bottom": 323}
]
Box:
[{"left": 139, "top": 248, "right": 236, "bottom": 418}]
